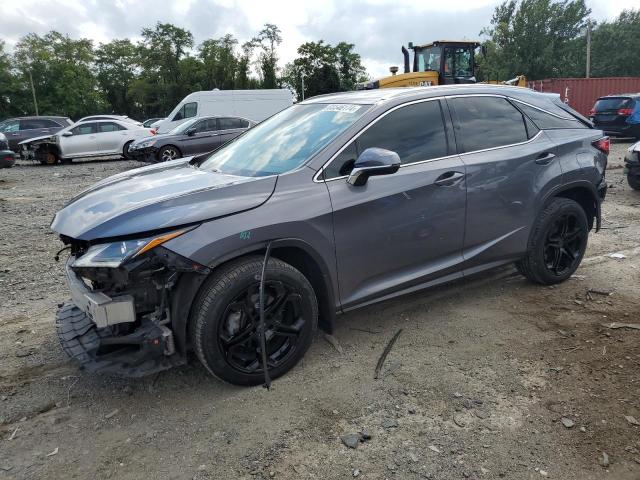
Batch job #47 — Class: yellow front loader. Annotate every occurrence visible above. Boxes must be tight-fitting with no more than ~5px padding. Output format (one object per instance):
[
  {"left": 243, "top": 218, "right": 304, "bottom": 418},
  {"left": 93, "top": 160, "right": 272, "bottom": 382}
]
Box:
[{"left": 358, "top": 40, "right": 526, "bottom": 90}]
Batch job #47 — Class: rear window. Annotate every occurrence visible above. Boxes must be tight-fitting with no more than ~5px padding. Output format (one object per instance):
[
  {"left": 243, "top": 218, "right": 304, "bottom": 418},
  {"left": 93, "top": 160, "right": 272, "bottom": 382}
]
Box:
[{"left": 594, "top": 97, "right": 634, "bottom": 111}]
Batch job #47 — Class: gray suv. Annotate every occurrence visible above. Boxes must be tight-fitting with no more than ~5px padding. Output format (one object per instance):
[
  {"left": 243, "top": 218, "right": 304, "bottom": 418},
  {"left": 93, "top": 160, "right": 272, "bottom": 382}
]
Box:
[{"left": 51, "top": 85, "right": 608, "bottom": 385}]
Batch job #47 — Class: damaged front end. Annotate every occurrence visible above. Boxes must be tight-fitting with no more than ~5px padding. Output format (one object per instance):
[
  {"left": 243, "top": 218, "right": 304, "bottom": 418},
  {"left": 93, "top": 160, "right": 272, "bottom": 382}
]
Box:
[
  {"left": 56, "top": 228, "right": 209, "bottom": 376},
  {"left": 20, "top": 136, "right": 59, "bottom": 164}
]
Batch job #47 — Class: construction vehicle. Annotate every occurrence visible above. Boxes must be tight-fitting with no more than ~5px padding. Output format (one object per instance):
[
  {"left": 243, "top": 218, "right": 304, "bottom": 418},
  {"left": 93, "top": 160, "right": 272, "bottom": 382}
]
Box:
[{"left": 358, "top": 40, "right": 526, "bottom": 90}]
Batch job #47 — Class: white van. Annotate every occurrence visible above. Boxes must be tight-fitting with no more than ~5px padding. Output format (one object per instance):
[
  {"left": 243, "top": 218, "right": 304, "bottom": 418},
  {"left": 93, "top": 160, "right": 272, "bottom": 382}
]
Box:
[{"left": 155, "top": 89, "right": 293, "bottom": 133}]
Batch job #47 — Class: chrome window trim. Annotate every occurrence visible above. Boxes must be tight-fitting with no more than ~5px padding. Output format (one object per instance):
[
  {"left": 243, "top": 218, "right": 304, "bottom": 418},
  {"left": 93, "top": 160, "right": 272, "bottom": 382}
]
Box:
[
  {"left": 509, "top": 98, "right": 575, "bottom": 120},
  {"left": 314, "top": 93, "right": 544, "bottom": 183}
]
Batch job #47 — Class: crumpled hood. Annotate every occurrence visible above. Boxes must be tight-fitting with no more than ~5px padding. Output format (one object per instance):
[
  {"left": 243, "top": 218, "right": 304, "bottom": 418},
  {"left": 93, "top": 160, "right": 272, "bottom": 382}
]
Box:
[
  {"left": 132, "top": 132, "right": 181, "bottom": 146},
  {"left": 51, "top": 158, "right": 277, "bottom": 240}
]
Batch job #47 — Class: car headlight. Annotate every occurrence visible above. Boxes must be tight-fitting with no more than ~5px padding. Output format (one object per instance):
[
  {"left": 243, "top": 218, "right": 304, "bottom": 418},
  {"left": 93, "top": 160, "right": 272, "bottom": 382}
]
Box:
[
  {"left": 72, "top": 229, "right": 189, "bottom": 268},
  {"left": 136, "top": 140, "right": 156, "bottom": 149}
]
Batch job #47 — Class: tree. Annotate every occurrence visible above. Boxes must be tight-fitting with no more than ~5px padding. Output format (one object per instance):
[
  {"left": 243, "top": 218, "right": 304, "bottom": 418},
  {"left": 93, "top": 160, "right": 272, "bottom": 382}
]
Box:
[
  {"left": 13, "top": 32, "right": 105, "bottom": 119},
  {"left": 479, "top": 0, "right": 590, "bottom": 80},
  {"left": 95, "top": 39, "right": 138, "bottom": 116},
  {"left": 253, "top": 24, "right": 282, "bottom": 88},
  {"left": 282, "top": 40, "right": 367, "bottom": 100},
  {"left": 235, "top": 41, "right": 256, "bottom": 89},
  {"left": 0, "top": 41, "right": 27, "bottom": 118},
  {"left": 199, "top": 34, "right": 238, "bottom": 89},
  {"left": 590, "top": 9, "right": 640, "bottom": 77}
]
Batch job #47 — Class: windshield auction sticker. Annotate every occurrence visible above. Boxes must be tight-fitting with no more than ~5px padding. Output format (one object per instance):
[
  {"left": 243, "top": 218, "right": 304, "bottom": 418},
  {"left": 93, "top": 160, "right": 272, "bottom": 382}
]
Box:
[{"left": 321, "top": 104, "right": 362, "bottom": 113}]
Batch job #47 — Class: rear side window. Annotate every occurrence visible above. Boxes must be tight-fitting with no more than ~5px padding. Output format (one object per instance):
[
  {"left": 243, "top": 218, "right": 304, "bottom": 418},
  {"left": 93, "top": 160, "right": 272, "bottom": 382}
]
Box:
[
  {"left": 515, "top": 101, "right": 585, "bottom": 129},
  {"left": 451, "top": 96, "right": 529, "bottom": 152},
  {"left": 98, "top": 122, "right": 125, "bottom": 132},
  {"left": 323, "top": 100, "right": 449, "bottom": 179},
  {"left": 594, "top": 97, "right": 634, "bottom": 111}
]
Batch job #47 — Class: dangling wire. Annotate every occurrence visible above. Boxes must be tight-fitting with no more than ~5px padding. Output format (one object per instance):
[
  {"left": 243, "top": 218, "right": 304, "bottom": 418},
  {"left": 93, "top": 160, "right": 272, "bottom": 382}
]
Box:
[
  {"left": 54, "top": 245, "right": 71, "bottom": 262},
  {"left": 259, "top": 242, "right": 273, "bottom": 390}
]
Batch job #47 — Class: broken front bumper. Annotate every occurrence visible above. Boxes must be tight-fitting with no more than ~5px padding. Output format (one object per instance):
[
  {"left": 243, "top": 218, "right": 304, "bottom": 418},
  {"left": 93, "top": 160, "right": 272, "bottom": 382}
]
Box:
[
  {"left": 57, "top": 258, "right": 183, "bottom": 376},
  {"left": 65, "top": 260, "right": 136, "bottom": 328}
]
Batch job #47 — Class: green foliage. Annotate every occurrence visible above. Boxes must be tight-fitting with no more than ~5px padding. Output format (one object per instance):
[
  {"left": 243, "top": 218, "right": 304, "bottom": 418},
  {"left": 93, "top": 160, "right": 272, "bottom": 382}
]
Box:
[
  {"left": 0, "top": 22, "right": 369, "bottom": 121},
  {"left": 253, "top": 24, "right": 283, "bottom": 88},
  {"left": 479, "top": 0, "right": 591, "bottom": 80},
  {"left": 282, "top": 40, "right": 367, "bottom": 100},
  {"left": 590, "top": 10, "right": 640, "bottom": 77}
]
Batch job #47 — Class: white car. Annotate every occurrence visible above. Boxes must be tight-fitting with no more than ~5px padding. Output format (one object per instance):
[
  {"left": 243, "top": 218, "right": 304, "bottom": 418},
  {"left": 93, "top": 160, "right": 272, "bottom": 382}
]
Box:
[
  {"left": 77, "top": 115, "right": 142, "bottom": 126},
  {"left": 19, "top": 119, "right": 155, "bottom": 164}
]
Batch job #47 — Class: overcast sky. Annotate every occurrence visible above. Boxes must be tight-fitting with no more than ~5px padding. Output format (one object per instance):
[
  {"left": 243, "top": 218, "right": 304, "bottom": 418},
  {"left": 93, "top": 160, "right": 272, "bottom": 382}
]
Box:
[{"left": 2, "top": 0, "right": 637, "bottom": 78}]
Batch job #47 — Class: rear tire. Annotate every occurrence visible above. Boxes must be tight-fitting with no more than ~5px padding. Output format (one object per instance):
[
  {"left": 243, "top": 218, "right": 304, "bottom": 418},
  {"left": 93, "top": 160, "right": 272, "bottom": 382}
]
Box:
[
  {"left": 190, "top": 256, "right": 318, "bottom": 386},
  {"left": 516, "top": 198, "right": 589, "bottom": 285},
  {"left": 157, "top": 145, "right": 181, "bottom": 162},
  {"left": 627, "top": 174, "right": 640, "bottom": 191}
]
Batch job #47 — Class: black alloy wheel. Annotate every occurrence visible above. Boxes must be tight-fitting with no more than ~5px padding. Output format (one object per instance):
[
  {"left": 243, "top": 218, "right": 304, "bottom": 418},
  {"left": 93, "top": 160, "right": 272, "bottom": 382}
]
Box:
[
  {"left": 191, "top": 256, "right": 317, "bottom": 385},
  {"left": 218, "top": 280, "right": 306, "bottom": 374},
  {"left": 543, "top": 212, "right": 585, "bottom": 276}
]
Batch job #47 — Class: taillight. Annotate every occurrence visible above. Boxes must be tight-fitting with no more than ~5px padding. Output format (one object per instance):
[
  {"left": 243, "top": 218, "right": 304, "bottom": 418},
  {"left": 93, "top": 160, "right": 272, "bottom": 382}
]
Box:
[
  {"left": 588, "top": 108, "right": 595, "bottom": 116},
  {"left": 592, "top": 136, "right": 610, "bottom": 155},
  {"left": 618, "top": 108, "right": 633, "bottom": 115},
  {"left": 150, "top": 129, "right": 156, "bottom": 135}
]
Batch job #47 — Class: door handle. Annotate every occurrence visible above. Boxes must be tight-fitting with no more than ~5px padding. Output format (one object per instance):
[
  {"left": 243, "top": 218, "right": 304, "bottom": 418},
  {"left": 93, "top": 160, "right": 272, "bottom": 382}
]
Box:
[
  {"left": 535, "top": 152, "right": 556, "bottom": 165},
  {"left": 434, "top": 171, "right": 465, "bottom": 186}
]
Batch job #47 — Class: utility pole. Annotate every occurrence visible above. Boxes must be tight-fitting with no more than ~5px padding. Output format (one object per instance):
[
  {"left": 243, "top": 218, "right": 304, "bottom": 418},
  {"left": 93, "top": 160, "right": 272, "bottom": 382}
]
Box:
[
  {"left": 28, "top": 69, "right": 39, "bottom": 116},
  {"left": 586, "top": 20, "right": 591, "bottom": 79}
]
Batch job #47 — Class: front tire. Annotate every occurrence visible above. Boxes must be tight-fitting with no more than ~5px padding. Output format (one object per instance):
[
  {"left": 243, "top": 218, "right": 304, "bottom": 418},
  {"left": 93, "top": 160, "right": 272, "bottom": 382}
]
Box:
[
  {"left": 627, "top": 174, "right": 640, "bottom": 191},
  {"left": 157, "top": 145, "right": 181, "bottom": 162},
  {"left": 122, "top": 141, "right": 134, "bottom": 160},
  {"left": 190, "top": 256, "right": 318, "bottom": 386},
  {"left": 516, "top": 198, "right": 589, "bottom": 285}
]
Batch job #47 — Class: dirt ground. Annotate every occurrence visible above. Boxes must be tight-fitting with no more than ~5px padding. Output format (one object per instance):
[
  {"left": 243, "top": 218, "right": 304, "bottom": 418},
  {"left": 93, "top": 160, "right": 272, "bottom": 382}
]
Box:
[{"left": 1, "top": 143, "right": 639, "bottom": 480}]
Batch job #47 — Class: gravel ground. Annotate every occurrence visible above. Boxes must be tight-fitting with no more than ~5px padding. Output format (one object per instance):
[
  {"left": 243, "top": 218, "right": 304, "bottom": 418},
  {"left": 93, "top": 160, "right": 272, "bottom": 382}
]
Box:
[{"left": 1, "top": 144, "right": 639, "bottom": 480}]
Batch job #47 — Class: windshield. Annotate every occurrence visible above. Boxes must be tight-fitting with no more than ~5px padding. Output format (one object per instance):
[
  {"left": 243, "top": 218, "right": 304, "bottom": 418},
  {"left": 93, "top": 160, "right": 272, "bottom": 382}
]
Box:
[
  {"left": 169, "top": 118, "right": 199, "bottom": 134},
  {"left": 200, "top": 103, "right": 368, "bottom": 177},
  {"left": 444, "top": 47, "right": 474, "bottom": 78}
]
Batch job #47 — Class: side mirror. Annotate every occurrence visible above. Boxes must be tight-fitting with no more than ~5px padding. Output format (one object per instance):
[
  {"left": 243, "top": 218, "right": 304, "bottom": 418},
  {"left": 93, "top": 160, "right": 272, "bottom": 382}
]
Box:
[
  {"left": 186, "top": 127, "right": 196, "bottom": 136},
  {"left": 62, "top": 131, "right": 73, "bottom": 137},
  {"left": 347, "top": 147, "right": 401, "bottom": 186}
]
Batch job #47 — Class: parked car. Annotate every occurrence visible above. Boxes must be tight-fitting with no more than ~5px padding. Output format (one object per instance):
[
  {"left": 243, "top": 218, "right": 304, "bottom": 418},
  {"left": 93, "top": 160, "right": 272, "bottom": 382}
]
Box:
[
  {"left": 0, "top": 116, "right": 73, "bottom": 152},
  {"left": 51, "top": 85, "right": 608, "bottom": 385},
  {"left": 77, "top": 115, "right": 142, "bottom": 126},
  {"left": 128, "top": 115, "right": 255, "bottom": 162},
  {"left": 20, "top": 119, "right": 155, "bottom": 164},
  {"left": 142, "top": 117, "right": 165, "bottom": 128},
  {"left": 624, "top": 140, "right": 640, "bottom": 190},
  {"left": 155, "top": 89, "right": 292, "bottom": 133},
  {"left": 589, "top": 94, "right": 640, "bottom": 140},
  {"left": 0, "top": 132, "right": 15, "bottom": 168}
]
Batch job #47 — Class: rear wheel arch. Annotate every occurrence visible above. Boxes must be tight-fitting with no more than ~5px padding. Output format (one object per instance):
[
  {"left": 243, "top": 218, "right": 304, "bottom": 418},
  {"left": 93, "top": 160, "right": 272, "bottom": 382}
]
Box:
[{"left": 541, "top": 182, "right": 600, "bottom": 231}]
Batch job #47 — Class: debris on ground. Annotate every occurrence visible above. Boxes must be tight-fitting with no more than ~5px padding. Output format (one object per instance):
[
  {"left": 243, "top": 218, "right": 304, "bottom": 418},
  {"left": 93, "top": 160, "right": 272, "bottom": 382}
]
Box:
[
  {"left": 46, "top": 447, "right": 59, "bottom": 457},
  {"left": 374, "top": 329, "right": 402, "bottom": 379},
  {"left": 600, "top": 451, "right": 610, "bottom": 468},
  {"left": 323, "top": 333, "right": 344, "bottom": 354},
  {"left": 561, "top": 417, "right": 575, "bottom": 428},
  {"left": 601, "top": 322, "right": 640, "bottom": 330},
  {"left": 104, "top": 409, "right": 120, "bottom": 419},
  {"left": 609, "top": 253, "right": 626, "bottom": 259},
  {"left": 381, "top": 418, "right": 398, "bottom": 429},
  {"left": 428, "top": 445, "right": 441, "bottom": 454},
  {"left": 624, "top": 415, "right": 640, "bottom": 426},
  {"left": 341, "top": 434, "right": 360, "bottom": 449}
]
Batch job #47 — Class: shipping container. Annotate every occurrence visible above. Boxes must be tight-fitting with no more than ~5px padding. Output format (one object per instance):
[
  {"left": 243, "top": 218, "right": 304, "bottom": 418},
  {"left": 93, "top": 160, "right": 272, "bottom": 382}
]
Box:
[{"left": 527, "top": 77, "right": 640, "bottom": 116}]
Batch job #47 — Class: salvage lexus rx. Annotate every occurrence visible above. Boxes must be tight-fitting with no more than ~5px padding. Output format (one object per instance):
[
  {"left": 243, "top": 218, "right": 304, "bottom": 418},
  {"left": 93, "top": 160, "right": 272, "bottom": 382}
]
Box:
[{"left": 52, "top": 85, "right": 608, "bottom": 385}]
